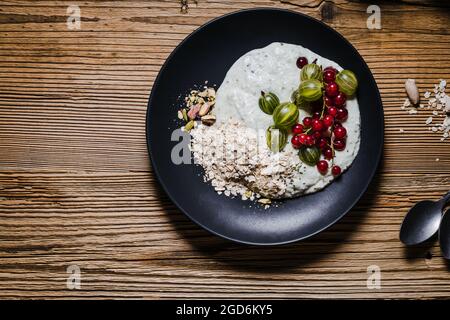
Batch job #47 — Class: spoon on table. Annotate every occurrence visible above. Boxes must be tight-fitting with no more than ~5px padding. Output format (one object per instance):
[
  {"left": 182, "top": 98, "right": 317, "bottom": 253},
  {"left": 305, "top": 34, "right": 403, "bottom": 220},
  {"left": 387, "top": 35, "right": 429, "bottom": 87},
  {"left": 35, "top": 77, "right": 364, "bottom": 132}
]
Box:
[
  {"left": 400, "top": 191, "right": 450, "bottom": 246},
  {"left": 439, "top": 208, "right": 450, "bottom": 259}
]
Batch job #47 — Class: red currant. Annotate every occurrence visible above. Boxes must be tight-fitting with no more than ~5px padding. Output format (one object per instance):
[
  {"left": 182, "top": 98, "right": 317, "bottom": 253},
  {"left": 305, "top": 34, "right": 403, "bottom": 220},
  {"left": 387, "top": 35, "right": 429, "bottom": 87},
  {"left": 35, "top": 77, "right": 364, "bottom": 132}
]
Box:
[
  {"left": 324, "top": 96, "right": 334, "bottom": 107},
  {"left": 312, "top": 111, "right": 321, "bottom": 120},
  {"left": 317, "top": 137, "right": 329, "bottom": 149},
  {"left": 296, "top": 57, "right": 308, "bottom": 69},
  {"left": 327, "top": 106, "right": 338, "bottom": 117},
  {"left": 325, "top": 82, "right": 339, "bottom": 98},
  {"left": 312, "top": 119, "right": 324, "bottom": 132},
  {"left": 305, "top": 135, "right": 315, "bottom": 147},
  {"left": 323, "top": 147, "right": 333, "bottom": 160},
  {"left": 298, "top": 133, "right": 308, "bottom": 145},
  {"left": 323, "top": 69, "right": 336, "bottom": 83},
  {"left": 333, "top": 139, "right": 346, "bottom": 151},
  {"left": 334, "top": 121, "right": 342, "bottom": 128},
  {"left": 336, "top": 108, "right": 348, "bottom": 121},
  {"left": 291, "top": 135, "right": 303, "bottom": 149},
  {"left": 313, "top": 131, "right": 322, "bottom": 140},
  {"left": 333, "top": 126, "right": 347, "bottom": 139},
  {"left": 323, "top": 114, "right": 334, "bottom": 128},
  {"left": 334, "top": 92, "right": 347, "bottom": 107},
  {"left": 332, "top": 165, "right": 342, "bottom": 176},
  {"left": 322, "top": 128, "right": 332, "bottom": 138},
  {"left": 292, "top": 123, "right": 304, "bottom": 135},
  {"left": 324, "top": 66, "right": 337, "bottom": 73},
  {"left": 317, "top": 160, "right": 329, "bottom": 174},
  {"left": 302, "top": 117, "right": 313, "bottom": 127}
]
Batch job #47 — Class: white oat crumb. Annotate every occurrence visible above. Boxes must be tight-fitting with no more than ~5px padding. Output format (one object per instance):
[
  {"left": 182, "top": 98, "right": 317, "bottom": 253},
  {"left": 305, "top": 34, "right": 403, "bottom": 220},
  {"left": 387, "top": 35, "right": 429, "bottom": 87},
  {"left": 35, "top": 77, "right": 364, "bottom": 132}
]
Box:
[
  {"left": 403, "top": 98, "right": 411, "bottom": 108},
  {"left": 410, "top": 79, "right": 449, "bottom": 142}
]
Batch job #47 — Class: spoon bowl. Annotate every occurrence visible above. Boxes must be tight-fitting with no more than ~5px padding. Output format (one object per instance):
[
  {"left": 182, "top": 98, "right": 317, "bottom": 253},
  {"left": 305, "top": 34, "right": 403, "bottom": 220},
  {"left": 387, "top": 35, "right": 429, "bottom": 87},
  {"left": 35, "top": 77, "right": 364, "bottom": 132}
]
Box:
[{"left": 400, "top": 200, "right": 443, "bottom": 245}]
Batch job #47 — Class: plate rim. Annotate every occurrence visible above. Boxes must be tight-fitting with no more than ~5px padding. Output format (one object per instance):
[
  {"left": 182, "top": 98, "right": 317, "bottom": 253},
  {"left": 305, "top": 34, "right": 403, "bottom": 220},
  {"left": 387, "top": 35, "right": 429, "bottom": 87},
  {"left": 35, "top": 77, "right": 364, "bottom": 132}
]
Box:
[{"left": 146, "top": 7, "right": 384, "bottom": 246}]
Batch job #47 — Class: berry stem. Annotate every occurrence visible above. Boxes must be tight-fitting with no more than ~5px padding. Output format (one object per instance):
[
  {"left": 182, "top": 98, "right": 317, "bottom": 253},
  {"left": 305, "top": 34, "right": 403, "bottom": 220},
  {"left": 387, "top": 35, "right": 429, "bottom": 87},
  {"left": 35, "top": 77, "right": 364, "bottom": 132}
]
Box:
[
  {"left": 320, "top": 98, "right": 326, "bottom": 119},
  {"left": 330, "top": 127, "right": 335, "bottom": 166}
]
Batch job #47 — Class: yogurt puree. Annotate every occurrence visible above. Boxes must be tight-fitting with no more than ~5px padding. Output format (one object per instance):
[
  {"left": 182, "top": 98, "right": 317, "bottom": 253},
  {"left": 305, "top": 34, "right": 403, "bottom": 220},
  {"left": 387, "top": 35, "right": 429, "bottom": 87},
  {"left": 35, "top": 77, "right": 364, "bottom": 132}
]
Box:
[{"left": 210, "top": 42, "right": 361, "bottom": 198}]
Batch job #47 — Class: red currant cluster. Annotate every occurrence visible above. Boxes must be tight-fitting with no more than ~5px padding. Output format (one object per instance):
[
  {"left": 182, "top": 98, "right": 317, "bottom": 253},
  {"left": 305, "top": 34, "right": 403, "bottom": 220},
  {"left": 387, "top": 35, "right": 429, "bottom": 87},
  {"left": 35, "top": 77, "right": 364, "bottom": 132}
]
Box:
[{"left": 292, "top": 58, "right": 350, "bottom": 176}]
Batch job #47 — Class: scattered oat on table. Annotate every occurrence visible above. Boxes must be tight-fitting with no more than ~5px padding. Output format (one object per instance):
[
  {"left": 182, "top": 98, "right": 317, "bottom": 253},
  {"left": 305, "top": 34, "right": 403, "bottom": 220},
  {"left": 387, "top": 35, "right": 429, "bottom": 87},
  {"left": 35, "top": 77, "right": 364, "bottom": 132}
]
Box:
[{"left": 401, "top": 79, "right": 450, "bottom": 142}]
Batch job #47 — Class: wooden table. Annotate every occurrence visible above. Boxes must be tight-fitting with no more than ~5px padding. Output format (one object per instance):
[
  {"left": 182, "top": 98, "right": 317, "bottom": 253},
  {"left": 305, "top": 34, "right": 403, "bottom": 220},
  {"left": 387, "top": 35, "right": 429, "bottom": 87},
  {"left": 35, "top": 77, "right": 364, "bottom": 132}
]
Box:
[{"left": 1, "top": 0, "right": 449, "bottom": 299}]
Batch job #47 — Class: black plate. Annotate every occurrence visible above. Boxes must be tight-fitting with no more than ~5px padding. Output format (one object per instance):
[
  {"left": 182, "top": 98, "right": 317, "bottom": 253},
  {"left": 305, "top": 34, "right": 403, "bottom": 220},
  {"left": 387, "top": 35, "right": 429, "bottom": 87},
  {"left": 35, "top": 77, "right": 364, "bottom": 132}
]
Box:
[{"left": 146, "top": 8, "right": 383, "bottom": 245}]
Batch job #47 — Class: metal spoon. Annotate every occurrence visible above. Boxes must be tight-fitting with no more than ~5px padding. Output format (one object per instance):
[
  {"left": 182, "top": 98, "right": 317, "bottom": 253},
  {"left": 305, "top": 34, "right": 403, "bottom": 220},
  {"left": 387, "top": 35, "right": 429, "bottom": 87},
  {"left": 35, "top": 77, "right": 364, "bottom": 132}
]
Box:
[
  {"left": 439, "top": 208, "right": 450, "bottom": 259},
  {"left": 400, "top": 191, "right": 450, "bottom": 246}
]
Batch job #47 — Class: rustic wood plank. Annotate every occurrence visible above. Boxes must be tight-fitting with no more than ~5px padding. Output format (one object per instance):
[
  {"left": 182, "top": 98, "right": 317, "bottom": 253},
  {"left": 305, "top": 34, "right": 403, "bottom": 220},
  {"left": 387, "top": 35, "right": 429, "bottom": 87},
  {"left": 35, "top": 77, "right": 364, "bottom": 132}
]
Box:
[
  {"left": 1, "top": 171, "right": 450, "bottom": 299},
  {"left": 0, "top": 0, "right": 449, "bottom": 299}
]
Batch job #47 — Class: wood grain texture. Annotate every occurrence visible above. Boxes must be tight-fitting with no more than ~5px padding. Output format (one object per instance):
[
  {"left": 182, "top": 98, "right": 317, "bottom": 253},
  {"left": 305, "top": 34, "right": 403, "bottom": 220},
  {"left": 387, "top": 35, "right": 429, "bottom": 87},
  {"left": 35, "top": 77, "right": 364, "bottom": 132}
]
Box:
[{"left": 0, "top": 0, "right": 449, "bottom": 299}]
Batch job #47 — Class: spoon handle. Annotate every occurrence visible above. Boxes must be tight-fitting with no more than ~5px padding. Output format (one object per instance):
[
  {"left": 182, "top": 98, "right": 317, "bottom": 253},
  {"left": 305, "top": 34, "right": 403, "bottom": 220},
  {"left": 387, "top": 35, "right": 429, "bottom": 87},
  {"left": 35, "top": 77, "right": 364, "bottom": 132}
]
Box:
[{"left": 442, "top": 191, "right": 450, "bottom": 204}]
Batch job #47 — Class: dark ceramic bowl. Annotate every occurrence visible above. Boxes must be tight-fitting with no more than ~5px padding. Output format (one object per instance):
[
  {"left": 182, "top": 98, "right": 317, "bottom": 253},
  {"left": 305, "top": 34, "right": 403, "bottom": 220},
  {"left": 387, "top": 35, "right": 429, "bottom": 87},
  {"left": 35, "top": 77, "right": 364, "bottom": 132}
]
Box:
[{"left": 146, "top": 8, "right": 383, "bottom": 245}]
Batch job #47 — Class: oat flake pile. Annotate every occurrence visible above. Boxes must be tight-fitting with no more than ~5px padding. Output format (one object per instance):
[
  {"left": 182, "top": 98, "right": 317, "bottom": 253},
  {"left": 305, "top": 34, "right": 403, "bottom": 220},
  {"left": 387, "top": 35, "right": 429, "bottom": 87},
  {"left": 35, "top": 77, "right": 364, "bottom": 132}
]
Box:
[{"left": 190, "top": 119, "right": 301, "bottom": 206}]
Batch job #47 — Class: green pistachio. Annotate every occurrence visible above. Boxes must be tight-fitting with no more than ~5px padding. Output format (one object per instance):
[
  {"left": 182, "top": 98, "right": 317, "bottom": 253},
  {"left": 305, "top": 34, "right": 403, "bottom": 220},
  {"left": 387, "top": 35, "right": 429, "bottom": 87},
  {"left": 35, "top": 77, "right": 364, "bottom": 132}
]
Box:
[
  {"left": 298, "top": 79, "right": 323, "bottom": 102},
  {"left": 266, "top": 125, "right": 288, "bottom": 153},
  {"left": 182, "top": 108, "right": 188, "bottom": 122},
  {"left": 298, "top": 146, "right": 321, "bottom": 166},
  {"left": 300, "top": 63, "right": 323, "bottom": 81},
  {"left": 258, "top": 91, "right": 280, "bottom": 115},
  {"left": 335, "top": 70, "right": 358, "bottom": 96},
  {"left": 272, "top": 102, "right": 299, "bottom": 130},
  {"left": 184, "top": 120, "right": 195, "bottom": 132}
]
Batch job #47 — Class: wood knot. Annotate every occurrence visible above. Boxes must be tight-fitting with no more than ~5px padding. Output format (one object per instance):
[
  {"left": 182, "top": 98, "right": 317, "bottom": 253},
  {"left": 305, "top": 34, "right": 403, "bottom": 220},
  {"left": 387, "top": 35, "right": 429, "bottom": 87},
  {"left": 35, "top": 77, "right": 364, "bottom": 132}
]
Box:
[
  {"left": 321, "top": 1, "right": 336, "bottom": 22},
  {"left": 180, "top": 0, "right": 198, "bottom": 14}
]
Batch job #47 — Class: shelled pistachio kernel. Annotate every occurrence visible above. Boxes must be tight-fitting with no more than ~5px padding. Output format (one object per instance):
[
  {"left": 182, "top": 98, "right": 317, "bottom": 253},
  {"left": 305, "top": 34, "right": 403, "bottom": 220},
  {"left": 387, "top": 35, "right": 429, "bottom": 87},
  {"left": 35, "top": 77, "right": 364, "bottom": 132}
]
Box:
[
  {"left": 184, "top": 120, "right": 195, "bottom": 132},
  {"left": 201, "top": 114, "right": 216, "bottom": 126},
  {"left": 182, "top": 109, "right": 188, "bottom": 121}
]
